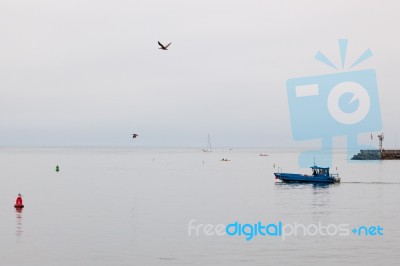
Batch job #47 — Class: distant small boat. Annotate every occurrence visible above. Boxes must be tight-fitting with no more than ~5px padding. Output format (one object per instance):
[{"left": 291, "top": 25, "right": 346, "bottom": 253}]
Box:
[
  {"left": 274, "top": 165, "right": 340, "bottom": 184},
  {"left": 202, "top": 134, "right": 212, "bottom": 152},
  {"left": 259, "top": 154, "right": 268, "bottom": 156}
]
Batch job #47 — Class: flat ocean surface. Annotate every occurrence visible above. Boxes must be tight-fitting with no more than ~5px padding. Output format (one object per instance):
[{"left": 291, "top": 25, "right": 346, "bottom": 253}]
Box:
[{"left": 0, "top": 147, "right": 399, "bottom": 266}]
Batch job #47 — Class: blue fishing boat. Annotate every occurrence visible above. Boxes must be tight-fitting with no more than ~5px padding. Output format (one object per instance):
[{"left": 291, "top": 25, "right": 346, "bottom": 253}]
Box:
[{"left": 274, "top": 165, "right": 340, "bottom": 183}]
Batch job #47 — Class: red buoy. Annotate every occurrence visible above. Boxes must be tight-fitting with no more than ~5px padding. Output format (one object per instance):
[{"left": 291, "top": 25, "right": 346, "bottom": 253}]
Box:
[{"left": 15, "top": 193, "right": 24, "bottom": 208}]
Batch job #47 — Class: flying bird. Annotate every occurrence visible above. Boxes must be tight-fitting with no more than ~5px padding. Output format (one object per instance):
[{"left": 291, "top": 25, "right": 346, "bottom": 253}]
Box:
[
  {"left": 132, "top": 134, "right": 139, "bottom": 138},
  {"left": 158, "top": 41, "right": 171, "bottom": 50}
]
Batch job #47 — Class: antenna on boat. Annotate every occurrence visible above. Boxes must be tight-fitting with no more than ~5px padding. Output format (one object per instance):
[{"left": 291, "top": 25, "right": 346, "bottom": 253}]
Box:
[{"left": 313, "top": 156, "right": 316, "bottom": 166}]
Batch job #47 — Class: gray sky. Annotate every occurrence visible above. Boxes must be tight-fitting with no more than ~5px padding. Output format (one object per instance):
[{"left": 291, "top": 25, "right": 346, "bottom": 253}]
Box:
[{"left": 1, "top": 0, "right": 399, "bottom": 147}]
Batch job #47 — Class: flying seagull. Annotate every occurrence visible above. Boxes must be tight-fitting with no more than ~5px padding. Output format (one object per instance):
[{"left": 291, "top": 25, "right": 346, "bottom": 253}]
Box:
[
  {"left": 132, "top": 134, "right": 139, "bottom": 138},
  {"left": 158, "top": 41, "right": 171, "bottom": 50}
]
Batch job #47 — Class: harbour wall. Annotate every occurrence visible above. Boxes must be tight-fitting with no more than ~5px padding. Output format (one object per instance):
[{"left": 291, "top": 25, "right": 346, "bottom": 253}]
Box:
[{"left": 352, "top": 149, "right": 400, "bottom": 160}]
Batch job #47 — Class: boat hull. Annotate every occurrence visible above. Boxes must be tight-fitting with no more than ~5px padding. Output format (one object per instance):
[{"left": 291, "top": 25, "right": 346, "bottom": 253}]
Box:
[{"left": 274, "top": 173, "right": 339, "bottom": 183}]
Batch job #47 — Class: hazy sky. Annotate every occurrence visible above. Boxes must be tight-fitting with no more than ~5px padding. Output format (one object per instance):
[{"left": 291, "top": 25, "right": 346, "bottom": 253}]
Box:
[{"left": 1, "top": 0, "right": 399, "bottom": 147}]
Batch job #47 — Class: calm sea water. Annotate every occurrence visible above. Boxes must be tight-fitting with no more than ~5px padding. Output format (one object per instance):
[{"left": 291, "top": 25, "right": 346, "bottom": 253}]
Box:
[{"left": 0, "top": 147, "right": 399, "bottom": 265}]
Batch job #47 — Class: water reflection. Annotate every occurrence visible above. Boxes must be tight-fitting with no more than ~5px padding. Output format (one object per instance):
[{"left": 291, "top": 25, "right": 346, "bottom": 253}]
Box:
[
  {"left": 310, "top": 184, "right": 331, "bottom": 218},
  {"left": 273, "top": 182, "right": 335, "bottom": 218},
  {"left": 15, "top": 207, "right": 23, "bottom": 240},
  {"left": 274, "top": 182, "right": 332, "bottom": 190}
]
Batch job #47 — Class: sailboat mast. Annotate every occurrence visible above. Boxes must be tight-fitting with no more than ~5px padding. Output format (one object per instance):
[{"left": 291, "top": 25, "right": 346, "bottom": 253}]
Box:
[{"left": 202, "top": 134, "right": 212, "bottom": 152}]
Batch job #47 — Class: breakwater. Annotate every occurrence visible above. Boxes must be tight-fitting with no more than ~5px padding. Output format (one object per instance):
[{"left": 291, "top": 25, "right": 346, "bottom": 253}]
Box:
[{"left": 352, "top": 149, "right": 400, "bottom": 160}]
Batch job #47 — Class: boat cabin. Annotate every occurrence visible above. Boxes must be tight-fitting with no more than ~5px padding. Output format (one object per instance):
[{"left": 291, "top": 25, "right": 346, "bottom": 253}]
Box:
[{"left": 311, "top": 166, "right": 329, "bottom": 176}]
